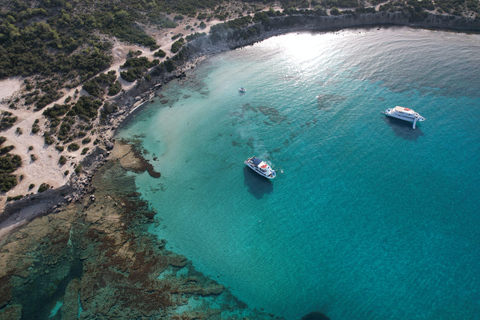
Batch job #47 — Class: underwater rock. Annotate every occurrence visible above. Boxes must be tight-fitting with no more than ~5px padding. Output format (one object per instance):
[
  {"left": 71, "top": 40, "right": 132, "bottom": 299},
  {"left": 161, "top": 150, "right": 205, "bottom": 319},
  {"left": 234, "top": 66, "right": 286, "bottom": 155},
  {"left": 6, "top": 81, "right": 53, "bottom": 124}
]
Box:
[
  {"left": 316, "top": 94, "right": 347, "bottom": 111},
  {"left": 0, "top": 304, "right": 21, "bottom": 320},
  {"left": 301, "top": 311, "right": 331, "bottom": 320},
  {"left": 61, "top": 279, "right": 80, "bottom": 320},
  {"left": 0, "top": 142, "right": 288, "bottom": 320},
  {"left": 258, "top": 106, "right": 286, "bottom": 124},
  {"left": 117, "top": 142, "right": 161, "bottom": 178}
]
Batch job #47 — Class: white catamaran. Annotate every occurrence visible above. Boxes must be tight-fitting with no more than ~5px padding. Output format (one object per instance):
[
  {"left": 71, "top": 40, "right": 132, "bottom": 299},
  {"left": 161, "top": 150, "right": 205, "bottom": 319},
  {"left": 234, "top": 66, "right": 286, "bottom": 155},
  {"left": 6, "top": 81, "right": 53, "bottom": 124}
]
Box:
[{"left": 382, "top": 106, "right": 425, "bottom": 129}]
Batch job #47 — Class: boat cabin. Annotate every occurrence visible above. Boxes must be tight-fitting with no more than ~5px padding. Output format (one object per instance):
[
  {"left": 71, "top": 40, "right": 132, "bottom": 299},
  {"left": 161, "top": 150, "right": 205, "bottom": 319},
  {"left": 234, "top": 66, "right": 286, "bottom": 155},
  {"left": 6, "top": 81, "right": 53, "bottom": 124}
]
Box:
[{"left": 393, "top": 106, "right": 415, "bottom": 117}]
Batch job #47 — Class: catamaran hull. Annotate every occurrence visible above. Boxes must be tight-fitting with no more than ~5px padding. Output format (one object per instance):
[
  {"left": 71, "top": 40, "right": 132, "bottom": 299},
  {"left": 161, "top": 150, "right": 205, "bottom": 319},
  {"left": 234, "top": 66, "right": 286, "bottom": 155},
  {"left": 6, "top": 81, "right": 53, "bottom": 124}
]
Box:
[{"left": 382, "top": 108, "right": 425, "bottom": 129}]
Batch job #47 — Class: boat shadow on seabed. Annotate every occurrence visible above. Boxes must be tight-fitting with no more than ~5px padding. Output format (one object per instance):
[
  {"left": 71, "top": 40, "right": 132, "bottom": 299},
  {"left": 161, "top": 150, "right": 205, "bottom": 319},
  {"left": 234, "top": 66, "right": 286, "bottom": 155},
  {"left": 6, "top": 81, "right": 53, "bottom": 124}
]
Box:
[
  {"left": 243, "top": 167, "right": 273, "bottom": 199},
  {"left": 383, "top": 116, "right": 425, "bottom": 141}
]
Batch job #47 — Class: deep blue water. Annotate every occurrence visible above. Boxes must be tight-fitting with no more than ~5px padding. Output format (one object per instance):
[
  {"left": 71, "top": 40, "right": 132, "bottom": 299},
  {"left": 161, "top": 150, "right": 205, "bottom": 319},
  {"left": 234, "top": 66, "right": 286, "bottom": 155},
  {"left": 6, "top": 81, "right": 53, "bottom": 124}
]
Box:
[{"left": 117, "top": 27, "right": 480, "bottom": 320}]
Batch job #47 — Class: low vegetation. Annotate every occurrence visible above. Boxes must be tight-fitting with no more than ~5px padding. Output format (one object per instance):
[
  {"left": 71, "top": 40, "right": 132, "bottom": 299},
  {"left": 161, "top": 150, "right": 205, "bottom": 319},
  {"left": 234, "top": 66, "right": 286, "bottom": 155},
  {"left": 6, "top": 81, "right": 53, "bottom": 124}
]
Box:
[
  {"left": 59, "top": 155, "right": 67, "bottom": 165},
  {"left": 83, "top": 71, "right": 120, "bottom": 98},
  {"left": 0, "top": 111, "right": 17, "bottom": 131},
  {"left": 38, "top": 183, "right": 50, "bottom": 193},
  {"left": 68, "top": 143, "right": 80, "bottom": 151},
  {"left": 0, "top": 136, "right": 21, "bottom": 192},
  {"left": 154, "top": 49, "right": 167, "bottom": 58},
  {"left": 171, "top": 38, "right": 185, "bottom": 53},
  {"left": 120, "top": 57, "right": 159, "bottom": 82}
]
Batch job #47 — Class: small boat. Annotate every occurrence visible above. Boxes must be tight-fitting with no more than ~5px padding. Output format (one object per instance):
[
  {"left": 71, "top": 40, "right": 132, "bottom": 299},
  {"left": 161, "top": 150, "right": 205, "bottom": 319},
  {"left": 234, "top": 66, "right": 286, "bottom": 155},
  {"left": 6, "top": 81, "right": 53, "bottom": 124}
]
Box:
[
  {"left": 382, "top": 106, "right": 425, "bottom": 129},
  {"left": 239, "top": 87, "right": 246, "bottom": 93},
  {"left": 244, "top": 157, "right": 276, "bottom": 179}
]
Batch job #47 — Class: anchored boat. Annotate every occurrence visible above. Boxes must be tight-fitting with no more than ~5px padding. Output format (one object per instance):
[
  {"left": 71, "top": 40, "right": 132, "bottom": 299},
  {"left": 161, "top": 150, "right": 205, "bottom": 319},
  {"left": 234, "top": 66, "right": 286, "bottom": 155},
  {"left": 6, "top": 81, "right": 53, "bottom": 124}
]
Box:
[
  {"left": 382, "top": 106, "right": 425, "bottom": 129},
  {"left": 244, "top": 157, "right": 276, "bottom": 179}
]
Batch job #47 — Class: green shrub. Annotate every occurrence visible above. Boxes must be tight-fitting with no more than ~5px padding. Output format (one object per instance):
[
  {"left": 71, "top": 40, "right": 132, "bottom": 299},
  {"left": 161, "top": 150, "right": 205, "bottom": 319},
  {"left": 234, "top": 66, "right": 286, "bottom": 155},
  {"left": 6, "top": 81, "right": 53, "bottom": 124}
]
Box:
[
  {"left": 55, "top": 145, "right": 64, "bottom": 152},
  {"left": 330, "top": 7, "right": 341, "bottom": 15},
  {"left": 82, "top": 137, "right": 91, "bottom": 144},
  {"left": 44, "top": 133, "right": 55, "bottom": 145},
  {"left": 165, "top": 59, "right": 176, "bottom": 72},
  {"left": 83, "top": 80, "right": 104, "bottom": 97},
  {"left": 7, "top": 195, "right": 23, "bottom": 201},
  {"left": 0, "top": 111, "right": 17, "bottom": 131},
  {"left": 81, "top": 147, "right": 89, "bottom": 155},
  {"left": 1, "top": 146, "right": 15, "bottom": 155},
  {"left": 59, "top": 155, "right": 67, "bottom": 165},
  {"left": 171, "top": 38, "right": 185, "bottom": 53},
  {"left": 75, "top": 164, "right": 83, "bottom": 175},
  {"left": 68, "top": 96, "right": 103, "bottom": 120},
  {"left": 68, "top": 143, "right": 80, "bottom": 151},
  {"left": 127, "top": 50, "right": 142, "bottom": 58},
  {"left": 186, "top": 32, "right": 206, "bottom": 42},
  {"left": 0, "top": 174, "right": 17, "bottom": 192},
  {"left": 171, "top": 33, "right": 183, "bottom": 40},
  {"left": 38, "top": 183, "right": 50, "bottom": 193},
  {"left": 29, "top": 184, "right": 35, "bottom": 190},
  {"left": 108, "top": 81, "right": 122, "bottom": 96},
  {"left": 154, "top": 49, "right": 166, "bottom": 58}
]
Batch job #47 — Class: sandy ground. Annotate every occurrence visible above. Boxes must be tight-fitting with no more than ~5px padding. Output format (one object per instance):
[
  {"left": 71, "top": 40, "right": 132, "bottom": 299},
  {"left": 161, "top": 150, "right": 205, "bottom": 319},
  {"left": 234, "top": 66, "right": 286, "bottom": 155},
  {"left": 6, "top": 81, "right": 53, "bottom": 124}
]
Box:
[
  {"left": 0, "top": 103, "right": 73, "bottom": 209},
  {"left": 0, "top": 78, "right": 22, "bottom": 101},
  {"left": 0, "top": 3, "right": 272, "bottom": 212}
]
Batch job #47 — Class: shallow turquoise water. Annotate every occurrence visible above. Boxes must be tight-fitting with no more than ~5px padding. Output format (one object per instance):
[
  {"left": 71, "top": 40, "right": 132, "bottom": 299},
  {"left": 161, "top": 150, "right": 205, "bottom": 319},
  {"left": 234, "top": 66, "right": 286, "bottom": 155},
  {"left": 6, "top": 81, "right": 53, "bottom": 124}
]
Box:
[{"left": 117, "top": 27, "right": 480, "bottom": 319}]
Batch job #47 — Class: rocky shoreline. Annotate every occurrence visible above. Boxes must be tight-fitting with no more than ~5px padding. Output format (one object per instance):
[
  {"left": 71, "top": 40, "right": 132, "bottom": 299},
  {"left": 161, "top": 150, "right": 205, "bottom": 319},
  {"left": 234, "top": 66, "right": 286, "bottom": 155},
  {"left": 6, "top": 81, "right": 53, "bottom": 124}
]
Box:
[
  {"left": 1, "top": 10, "right": 479, "bottom": 319},
  {"left": 1, "top": 141, "right": 284, "bottom": 319}
]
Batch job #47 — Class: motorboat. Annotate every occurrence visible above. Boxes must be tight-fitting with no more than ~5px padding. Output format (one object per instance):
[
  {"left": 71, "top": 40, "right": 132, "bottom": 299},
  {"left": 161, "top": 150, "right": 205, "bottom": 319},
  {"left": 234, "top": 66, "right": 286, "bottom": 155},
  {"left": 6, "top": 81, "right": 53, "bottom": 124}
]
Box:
[
  {"left": 244, "top": 157, "right": 276, "bottom": 179},
  {"left": 382, "top": 106, "right": 425, "bottom": 129},
  {"left": 239, "top": 87, "right": 246, "bottom": 93}
]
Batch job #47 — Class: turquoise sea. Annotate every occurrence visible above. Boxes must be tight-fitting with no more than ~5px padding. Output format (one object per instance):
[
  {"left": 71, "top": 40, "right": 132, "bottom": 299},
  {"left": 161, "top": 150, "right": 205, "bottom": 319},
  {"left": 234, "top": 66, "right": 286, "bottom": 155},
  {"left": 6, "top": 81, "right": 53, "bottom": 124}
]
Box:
[{"left": 117, "top": 27, "right": 480, "bottom": 320}]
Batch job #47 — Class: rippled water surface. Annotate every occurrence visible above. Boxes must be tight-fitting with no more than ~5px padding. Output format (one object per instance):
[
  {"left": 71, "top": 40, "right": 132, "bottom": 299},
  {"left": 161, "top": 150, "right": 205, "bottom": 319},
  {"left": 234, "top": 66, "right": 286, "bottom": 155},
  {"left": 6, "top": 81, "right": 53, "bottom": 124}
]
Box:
[{"left": 117, "top": 27, "right": 480, "bottom": 320}]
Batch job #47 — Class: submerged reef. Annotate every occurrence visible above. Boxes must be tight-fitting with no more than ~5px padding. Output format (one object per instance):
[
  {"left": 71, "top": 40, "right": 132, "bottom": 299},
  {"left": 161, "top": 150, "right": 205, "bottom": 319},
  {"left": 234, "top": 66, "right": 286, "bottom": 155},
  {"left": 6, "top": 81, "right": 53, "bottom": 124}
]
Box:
[{"left": 0, "top": 142, "right": 284, "bottom": 320}]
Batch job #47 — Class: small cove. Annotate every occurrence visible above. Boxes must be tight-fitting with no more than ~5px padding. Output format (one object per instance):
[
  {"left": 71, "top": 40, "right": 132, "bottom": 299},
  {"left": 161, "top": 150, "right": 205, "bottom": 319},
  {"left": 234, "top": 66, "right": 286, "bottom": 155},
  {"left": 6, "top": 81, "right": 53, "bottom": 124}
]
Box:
[{"left": 117, "top": 27, "right": 480, "bottom": 320}]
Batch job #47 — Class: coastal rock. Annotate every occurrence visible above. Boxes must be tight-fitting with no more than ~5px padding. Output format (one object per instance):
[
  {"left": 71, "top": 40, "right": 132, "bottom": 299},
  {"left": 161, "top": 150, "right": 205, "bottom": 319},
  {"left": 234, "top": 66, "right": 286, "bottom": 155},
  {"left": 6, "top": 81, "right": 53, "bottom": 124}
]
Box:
[
  {"left": 0, "top": 275, "right": 12, "bottom": 308},
  {"left": 117, "top": 143, "right": 161, "bottom": 178},
  {"left": 105, "top": 140, "right": 115, "bottom": 150},
  {"left": 61, "top": 279, "right": 80, "bottom": 320},
  {"left": 0, "top": 304, "right": 22, "bottom": 320}
]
